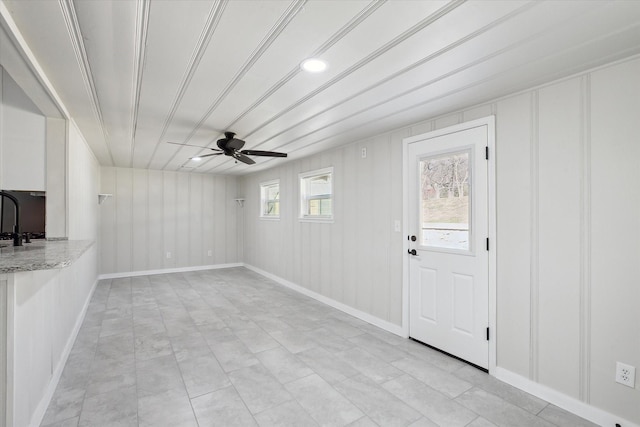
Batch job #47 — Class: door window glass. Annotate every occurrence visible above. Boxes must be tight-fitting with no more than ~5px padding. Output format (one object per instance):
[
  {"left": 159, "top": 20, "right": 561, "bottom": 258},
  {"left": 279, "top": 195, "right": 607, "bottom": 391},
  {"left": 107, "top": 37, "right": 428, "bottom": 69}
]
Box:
[{"left": 419, "top": 150, "right": 471, "bottom": 250}]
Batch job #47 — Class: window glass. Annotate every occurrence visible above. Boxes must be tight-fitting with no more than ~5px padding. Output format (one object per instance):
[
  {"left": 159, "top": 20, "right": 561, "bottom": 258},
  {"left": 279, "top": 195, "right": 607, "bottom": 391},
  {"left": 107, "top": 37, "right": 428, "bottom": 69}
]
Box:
[
  {"left": 300, "top": 168, "right": 333, "bottom": 220},
  {"left": 419, "top": 150, "right": 470, "bottom": 250},
  {"left": 260, "top": 180, "right": 280, "bottom": 218}
]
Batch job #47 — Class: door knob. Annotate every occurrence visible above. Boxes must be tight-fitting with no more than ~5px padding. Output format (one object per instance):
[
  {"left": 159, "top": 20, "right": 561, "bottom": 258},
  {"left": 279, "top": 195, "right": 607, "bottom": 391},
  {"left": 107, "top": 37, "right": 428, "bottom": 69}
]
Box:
[
  {"left": 408, "top": 249, "right": 417, "bottom": 256},
  {"left": 410, "top": 235, "right": 417, "bottom": 242}
]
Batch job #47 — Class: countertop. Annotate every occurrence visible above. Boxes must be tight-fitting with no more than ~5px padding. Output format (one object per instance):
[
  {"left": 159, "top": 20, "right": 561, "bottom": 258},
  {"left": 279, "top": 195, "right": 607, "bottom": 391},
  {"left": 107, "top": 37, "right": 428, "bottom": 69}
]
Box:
[{"left": 0, "top": 239, "right": 94, "bottom": 273}]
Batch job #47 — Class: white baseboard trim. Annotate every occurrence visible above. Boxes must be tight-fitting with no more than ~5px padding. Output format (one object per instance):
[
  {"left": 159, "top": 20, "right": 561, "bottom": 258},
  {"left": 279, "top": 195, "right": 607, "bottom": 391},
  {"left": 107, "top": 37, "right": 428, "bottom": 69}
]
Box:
[
  {"left": 244, "top": 264, "right": 406, "bottom": 338},
  {"left": 31, "top": 277, "right": 99, "bottom": 427},
  {"left": 98, "top": 263, "right": 244, "bottom": 280},
  {"left": 493, "top": 367, "right": 638, "bottom": 427}
]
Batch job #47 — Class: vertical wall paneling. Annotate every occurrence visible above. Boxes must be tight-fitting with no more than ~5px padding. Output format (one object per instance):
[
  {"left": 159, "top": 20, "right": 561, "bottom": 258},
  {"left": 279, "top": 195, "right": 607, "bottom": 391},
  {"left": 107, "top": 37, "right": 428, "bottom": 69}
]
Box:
[
  {"left": 225, "top": 177, "right": 238, "bottom": 263},
  {"left": 579, "top": 74, "right": 592, "bottom": 403},
  {"left": 319, "top": 151, "right": 332, "bottom": 298},
  {"left": 494, "top": 92, "right": 532, "bottom": 377},
  {"left": 588, "top": 59, "right": 640, "bottom": 423},
  {"left": 389, "top": 128, "right": 409, "bottom": 325},
  {"left": 537, "top": 79, "right": 582, "bottom": 397},
  {"left": 341, "top": 144, "right": 357, "bottom": 309},
  {"left": 99, "top": 167, "right": 116, "bottom": 273},
  {"left": 45, "top": 117, "right": 67, "bottom": 238},
  {"left": 355, "top": 139, "right": 372, "bottom": 314},
  {"left": 212, "top": 177, "right": 225, "bottom": 263},
  {"left": 370, "top": 136, "right": 391, "bottom": 321},
  {"left": 463, "top": 105, "right": 494, "bottom": 123},
  {"left": 68, "top": 123, "right": 100, "bottom": 240},
  {"left": 100, "top": 168, "right": 240, "bottom": 274},
  {"left": 162, "top": 171, "right": 176, "bottom": 269},
  {"left": 202, "top": 175, "right": 214, "bottom": 265},
  {"left": 529, "top": 90, "right": 540, "bottom": 382},
  {"left": 115, "top": 168, "right": 133, "bottom": 273},
  {"left": 132, "top": 169, "right": 148, "bottom": 272},
  {"left": 175, "top": 173, "right": 190, "bottom": 267},
  {"left": 189, "top": 174, "right": 203, "bottom": 266},
  {"left": 290, "top": 163, "right": 303, "bottom": 285},
  {"left": 147, "top": 170, "right": 163, "bottom": 270},
  {"left": 330, "top": 150, "right": 344, "bottom": 303}
]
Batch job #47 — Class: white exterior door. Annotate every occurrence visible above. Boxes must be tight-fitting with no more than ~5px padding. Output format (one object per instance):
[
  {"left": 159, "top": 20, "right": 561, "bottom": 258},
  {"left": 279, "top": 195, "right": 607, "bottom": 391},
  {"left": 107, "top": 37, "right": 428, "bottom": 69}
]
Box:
[{"left": 406, "top": 120, "right": 490, "bottom": 369}]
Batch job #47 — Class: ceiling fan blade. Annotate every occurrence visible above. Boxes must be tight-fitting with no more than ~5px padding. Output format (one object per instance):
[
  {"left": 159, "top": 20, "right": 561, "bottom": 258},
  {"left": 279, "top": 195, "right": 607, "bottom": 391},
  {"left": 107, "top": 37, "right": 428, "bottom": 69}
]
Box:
[
  {"left": 167, "top": 141, "right": 222, "bottom": 151},
  {"left": 232, "top": 152, "right": 255, "bottom": 165},
  {"left": 241, "top": 150, "right": 287, "bottom": 158},
  {"left": 192, "top": 152, "right": 223, "bottom": 159}
]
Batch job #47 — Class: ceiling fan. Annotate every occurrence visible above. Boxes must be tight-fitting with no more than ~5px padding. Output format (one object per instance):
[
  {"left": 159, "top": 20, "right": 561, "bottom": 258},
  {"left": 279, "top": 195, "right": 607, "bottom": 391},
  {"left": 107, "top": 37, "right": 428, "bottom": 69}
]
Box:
[{"left": 168, "top": 132, "right": 287, "bottom": 165}]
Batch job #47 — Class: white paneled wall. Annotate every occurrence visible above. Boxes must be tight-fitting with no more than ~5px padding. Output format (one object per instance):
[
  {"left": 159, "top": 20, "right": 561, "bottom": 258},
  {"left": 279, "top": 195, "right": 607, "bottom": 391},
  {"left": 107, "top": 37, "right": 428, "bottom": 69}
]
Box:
[
  {"left": 68, "top": 122, "right": 99, "bottom": 240},
  {"left": 241, "top": 57, "right": 640, "bottom": 425},
  {"left": 99, "top": 167, "right": 241, "bottom": 275},
  {"left": 241, "top": 133, "right": 404, "bottom": 327}
]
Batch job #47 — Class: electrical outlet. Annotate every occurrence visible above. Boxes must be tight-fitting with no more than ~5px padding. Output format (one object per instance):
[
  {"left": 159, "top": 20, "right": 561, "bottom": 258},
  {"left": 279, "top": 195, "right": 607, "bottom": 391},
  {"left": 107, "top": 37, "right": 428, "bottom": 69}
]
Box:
[
  {"left": 166, "top": 252, "right": 172, "bottom": 259},
  {"left": 207, "top": 250, "right": 212, "bottom": 257},
  {"left": 615, "top": 362, "right": 635, "bottom": 388},
  {"left": 361, "top": 147, "right": 367, "bottom": 158}
]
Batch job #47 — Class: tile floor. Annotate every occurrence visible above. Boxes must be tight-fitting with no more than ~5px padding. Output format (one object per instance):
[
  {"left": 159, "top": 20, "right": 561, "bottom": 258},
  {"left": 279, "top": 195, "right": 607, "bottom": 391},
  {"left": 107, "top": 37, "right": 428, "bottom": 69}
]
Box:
[{"left": 41, "top": 267, "right": 597, "bottom": 427}]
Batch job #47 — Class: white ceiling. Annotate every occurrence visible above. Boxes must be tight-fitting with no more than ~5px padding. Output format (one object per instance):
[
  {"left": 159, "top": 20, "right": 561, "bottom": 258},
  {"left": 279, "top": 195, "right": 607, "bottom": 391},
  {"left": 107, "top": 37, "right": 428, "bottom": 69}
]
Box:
[{"left": 1, "top": 0, "right": 639, "bottom": 175}]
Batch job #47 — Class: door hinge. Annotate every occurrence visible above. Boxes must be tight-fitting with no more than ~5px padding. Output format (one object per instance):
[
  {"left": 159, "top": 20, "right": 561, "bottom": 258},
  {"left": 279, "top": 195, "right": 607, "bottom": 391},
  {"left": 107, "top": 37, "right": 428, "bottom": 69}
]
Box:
[
  {"left": 486, "top": 327, "right": 490, "bottom": 341},
  {"left": 485, "top": 146, "right": 489, "bottom": 160},
  {"left": 486, "top": 238, "right": 489, "bottom": 251}
]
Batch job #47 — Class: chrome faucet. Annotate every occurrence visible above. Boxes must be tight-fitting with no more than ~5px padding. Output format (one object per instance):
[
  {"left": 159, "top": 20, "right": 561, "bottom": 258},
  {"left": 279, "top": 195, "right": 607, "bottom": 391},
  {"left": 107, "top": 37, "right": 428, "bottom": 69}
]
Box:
[{"left": 0, "top": 191, "right": 22, "bottom": 246}]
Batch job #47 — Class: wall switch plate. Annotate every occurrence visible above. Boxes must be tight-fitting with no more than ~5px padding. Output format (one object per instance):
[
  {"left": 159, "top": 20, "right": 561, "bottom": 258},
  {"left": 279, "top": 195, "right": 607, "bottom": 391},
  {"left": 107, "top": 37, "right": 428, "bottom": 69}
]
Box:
[
  {"left": 166, "top": 252, "right": 172, "bottom": 259},
  {"left": 207, "top": 250, "right": 212, "bottom": 257},
  {"left": 361, "top": 147, "right": 367, "bottom": 158},
  {"left": 394, "top": 220, "right": 401, "bottom": 232},
  {"left": 616, "top": 362, "right": 635, "bottom": 388}
]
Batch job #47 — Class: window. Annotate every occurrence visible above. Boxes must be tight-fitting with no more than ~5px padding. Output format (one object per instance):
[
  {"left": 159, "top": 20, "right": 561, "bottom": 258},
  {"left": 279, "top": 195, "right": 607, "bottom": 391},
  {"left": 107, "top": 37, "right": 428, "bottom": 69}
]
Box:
[
  {"left": 419, "top": 149, "right": 471, "bottom": 250},
  {"left": 299, "top": 167, "right": 333, "bottom": 221},
  {"left": 260, "top": 180, "right": 280, "bottom": 218}
]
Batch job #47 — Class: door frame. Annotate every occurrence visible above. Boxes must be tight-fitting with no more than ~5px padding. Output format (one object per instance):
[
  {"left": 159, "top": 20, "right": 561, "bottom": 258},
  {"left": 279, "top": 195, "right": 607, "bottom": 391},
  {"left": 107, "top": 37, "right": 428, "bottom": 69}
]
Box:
[{"left": 402, "top": 116, "right": 497, "bottom": 373}]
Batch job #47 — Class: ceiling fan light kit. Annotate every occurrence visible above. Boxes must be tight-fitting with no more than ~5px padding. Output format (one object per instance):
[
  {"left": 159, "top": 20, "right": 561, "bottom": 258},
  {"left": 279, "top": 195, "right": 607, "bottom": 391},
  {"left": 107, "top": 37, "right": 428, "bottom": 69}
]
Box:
[{"left": 168, "top": 131, "right": 287, "bottom": 166}]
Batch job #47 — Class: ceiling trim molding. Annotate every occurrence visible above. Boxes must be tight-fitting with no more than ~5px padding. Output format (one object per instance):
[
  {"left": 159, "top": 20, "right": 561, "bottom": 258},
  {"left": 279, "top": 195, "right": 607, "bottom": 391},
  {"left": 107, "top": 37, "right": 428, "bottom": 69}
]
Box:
[
  {"left": 241, "top": 0, "right": 465, "bottom": 143},
  {"left": 162, "top": 0, "right": 308, "bottom": 170},
  {"left": 204, "top": 14, "right": 638, "bottom": 174},
  {"left": 206, "top": 1, "right": 538, "bottom": 170},
  {"left": 59, "top": 0, "right": 115, "bottom": 165},
  {"left": 196, "top": 0, "right": 465, "bottom": 173},
  {"left": 144, "top": 0, "right": 228, "bottom": 169},
  {"left": 129, "top": 0, "right": 151, "bottom": 167},
  {"left": 217, "top": 0, "right": 387, "bottom": 140}
]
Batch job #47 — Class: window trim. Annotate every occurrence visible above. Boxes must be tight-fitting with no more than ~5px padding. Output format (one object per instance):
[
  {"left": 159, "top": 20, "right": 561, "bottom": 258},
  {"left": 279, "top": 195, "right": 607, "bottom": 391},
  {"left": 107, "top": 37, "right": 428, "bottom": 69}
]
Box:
[
  {"left": 259, "top": 179, "right": 280, "bottom": 220},
  {"left": 299, "top": 166, "right": 334, "bottom": 222}
]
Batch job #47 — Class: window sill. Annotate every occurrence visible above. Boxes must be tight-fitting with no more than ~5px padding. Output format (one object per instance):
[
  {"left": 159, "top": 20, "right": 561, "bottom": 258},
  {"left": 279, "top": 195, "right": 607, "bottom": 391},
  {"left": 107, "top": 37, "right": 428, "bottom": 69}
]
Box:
[
  {"left": 298, "top": 217, "right": 334, "bottom": 224},
  {"left": 260, "top": 216, "right": 280, "bottom": 221}
]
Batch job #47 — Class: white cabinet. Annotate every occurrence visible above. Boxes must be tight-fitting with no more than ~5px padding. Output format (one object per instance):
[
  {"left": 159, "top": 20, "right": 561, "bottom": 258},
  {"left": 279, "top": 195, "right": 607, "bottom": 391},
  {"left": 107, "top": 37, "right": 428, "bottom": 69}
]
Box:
[{"left": 0, "top": 68, "right": 46, "bottom": 192}]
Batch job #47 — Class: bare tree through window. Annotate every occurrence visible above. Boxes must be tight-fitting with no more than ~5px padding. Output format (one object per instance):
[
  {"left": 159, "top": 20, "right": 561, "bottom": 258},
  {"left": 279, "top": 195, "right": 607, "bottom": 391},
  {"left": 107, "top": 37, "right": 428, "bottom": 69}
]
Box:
[{"left": 419, "top": 151, "right": 470, "bottom": 249}]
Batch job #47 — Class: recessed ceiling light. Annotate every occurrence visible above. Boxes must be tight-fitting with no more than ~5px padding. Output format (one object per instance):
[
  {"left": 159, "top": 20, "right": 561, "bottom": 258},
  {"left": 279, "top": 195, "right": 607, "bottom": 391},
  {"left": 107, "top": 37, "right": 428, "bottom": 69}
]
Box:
[
  {"left": 300, "top": 58, "right": 327, "bottom": 73},
  {"left": 191, "top": 156, "right": 202, "bottom": 161}
]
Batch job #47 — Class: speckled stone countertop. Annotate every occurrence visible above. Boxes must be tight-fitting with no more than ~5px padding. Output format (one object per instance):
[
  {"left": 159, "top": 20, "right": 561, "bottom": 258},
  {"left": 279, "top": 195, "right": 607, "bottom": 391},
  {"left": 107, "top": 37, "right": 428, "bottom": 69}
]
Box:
[{"left": 0, "top": 240, "right": 94, "bottom": 274}]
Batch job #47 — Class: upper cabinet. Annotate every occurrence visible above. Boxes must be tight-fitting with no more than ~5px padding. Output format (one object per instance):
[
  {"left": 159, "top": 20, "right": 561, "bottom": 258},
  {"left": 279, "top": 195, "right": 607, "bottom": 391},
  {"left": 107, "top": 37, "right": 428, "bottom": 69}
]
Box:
[{"left": 0, "top": 67, "right": 46, "bottom": 191}]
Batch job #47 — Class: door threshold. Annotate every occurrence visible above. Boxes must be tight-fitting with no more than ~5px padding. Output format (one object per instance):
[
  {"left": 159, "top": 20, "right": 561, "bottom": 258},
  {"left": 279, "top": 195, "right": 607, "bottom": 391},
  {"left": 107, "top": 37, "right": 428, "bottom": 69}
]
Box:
[{"left": 409, "top": 337, "right": 488, "bottom": 373}]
